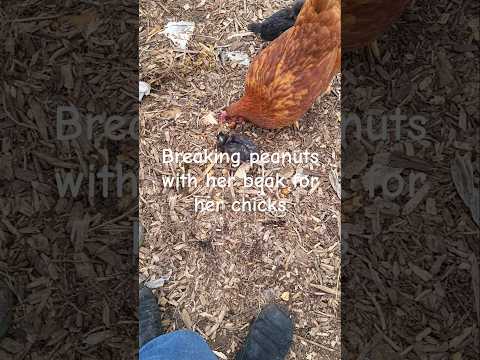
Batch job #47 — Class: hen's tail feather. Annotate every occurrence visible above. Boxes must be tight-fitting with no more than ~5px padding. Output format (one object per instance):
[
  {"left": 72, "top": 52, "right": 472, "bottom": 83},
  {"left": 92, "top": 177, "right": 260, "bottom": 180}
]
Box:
[{"left": 248, "top": 22, "right": 262, "bottom": 33}]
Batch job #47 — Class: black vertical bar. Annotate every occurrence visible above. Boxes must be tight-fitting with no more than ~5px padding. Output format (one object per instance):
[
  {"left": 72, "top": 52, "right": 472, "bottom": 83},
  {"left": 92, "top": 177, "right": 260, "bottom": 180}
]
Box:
[
  {"left": 342, "top": 1, "right": 479, "bottom": 359},
  {"left": 0, "top": 1, "right": 139, "bottom": 358}
]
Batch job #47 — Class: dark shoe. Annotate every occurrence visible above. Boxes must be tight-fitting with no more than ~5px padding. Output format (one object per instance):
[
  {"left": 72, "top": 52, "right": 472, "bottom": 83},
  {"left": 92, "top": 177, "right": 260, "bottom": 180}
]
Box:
[
  {"left": 236, "top": 304, "right": 293, "bottom": 360},
  {"left": 139, "top": 287, "right": 163, "bottom": 348},
  {"left": 0, "top": 281, "right": 13, "bottom": 339}
]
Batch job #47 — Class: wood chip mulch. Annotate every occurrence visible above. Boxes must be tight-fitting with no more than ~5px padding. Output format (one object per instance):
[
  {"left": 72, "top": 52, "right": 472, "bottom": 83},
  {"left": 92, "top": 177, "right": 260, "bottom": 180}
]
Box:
[{"left": 140, "top": 1, "right": 341, "bottom": 359}]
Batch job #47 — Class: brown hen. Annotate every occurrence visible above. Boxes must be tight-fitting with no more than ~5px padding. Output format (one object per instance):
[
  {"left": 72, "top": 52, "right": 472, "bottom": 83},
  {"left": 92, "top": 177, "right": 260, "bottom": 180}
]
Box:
[
  {"left": 221, "top": 0, "right": 341, "bottom": 129},
  {"left": 247, "top": 0, "right": 411, "bottom": 49}
]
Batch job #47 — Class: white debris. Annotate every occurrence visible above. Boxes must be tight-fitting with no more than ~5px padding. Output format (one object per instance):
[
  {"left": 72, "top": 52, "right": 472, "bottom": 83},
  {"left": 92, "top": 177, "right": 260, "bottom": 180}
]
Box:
[
  {"left": 212, "top": 350, "right": 228, "bottom": 360},
  {"left": 164, "top": 21, "right": 195, "bottom": 49},
  {"left": 223, "top": 51, "right": 250, "bottom": 66},
  {"left": 139, "top": 81, "right": 151, "bottom": 102},
  {"left": 329, "top": 168, "right": 341, "bottom": 199},
  {"left": 201, "top": 111, "right": 218, "bottom": 126},
  {"left": 144, "top": 274, "right": 171, "bottom": 289},
  {"left": 292, "top": 168, "right": 308, "bottom": 187}
]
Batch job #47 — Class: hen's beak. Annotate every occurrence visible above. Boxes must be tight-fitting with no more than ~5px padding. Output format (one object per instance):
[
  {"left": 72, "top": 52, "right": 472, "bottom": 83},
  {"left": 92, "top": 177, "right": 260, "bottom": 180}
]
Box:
[
  {"left": 218, "top": 111, "right": 228, "bottom": 124},
  {"left": 218, "top": 111, "right": 238, "bottom": 129}
]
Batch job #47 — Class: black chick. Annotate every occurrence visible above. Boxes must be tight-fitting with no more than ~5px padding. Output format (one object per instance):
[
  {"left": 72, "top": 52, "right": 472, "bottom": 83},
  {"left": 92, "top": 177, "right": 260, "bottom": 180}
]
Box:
[
  {"left": 217, "top": 132, "right": 258, "bottom": 163},
  {"left": 248, "top": 0, "right": 305, "bottom": 41}
]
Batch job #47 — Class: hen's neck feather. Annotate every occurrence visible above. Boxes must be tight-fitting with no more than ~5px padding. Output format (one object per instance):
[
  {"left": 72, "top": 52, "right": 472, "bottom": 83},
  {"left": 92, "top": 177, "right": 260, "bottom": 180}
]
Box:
[
  {"left": 227, "top": 96, "right": 261, "bottom": 119},
  {"left": 226, "top": 96, "right": 279, "bottom": 128}
]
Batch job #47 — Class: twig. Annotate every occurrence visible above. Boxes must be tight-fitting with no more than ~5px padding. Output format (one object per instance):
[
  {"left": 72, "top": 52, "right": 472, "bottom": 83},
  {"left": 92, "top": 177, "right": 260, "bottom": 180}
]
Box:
[{"left": 294, "top": 335, "right": 336, "bottom": 352}]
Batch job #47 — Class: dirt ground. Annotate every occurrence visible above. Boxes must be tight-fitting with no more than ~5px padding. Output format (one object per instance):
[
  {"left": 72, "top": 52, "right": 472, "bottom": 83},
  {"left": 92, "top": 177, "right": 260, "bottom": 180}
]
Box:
[{"left": 139, "top": 1, "right": 341, "bottom": 359}]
